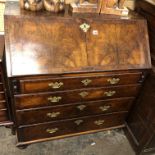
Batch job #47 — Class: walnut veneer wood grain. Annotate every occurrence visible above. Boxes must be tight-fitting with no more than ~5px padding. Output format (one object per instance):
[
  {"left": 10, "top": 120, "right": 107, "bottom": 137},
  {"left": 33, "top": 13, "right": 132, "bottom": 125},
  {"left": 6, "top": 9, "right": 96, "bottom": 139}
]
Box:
[
  {"left": 18, "top": 72, "right": 142, "bottom": 93},
  {"left": 16, "top": 97, "right": 134, "bottom": 125},
  {"left": 17, "top": 112, "right": 127, "bottom": 142},
  {"left": 4, "top": 2, "right": 151, "bottom": 77}
]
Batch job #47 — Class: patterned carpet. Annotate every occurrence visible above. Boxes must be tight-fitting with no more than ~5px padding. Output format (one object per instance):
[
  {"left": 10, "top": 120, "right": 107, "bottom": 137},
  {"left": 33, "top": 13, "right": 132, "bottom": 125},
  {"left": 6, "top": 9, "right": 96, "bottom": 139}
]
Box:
[{"left": 0, "top": 128, "right": 135, "bottom": 155}]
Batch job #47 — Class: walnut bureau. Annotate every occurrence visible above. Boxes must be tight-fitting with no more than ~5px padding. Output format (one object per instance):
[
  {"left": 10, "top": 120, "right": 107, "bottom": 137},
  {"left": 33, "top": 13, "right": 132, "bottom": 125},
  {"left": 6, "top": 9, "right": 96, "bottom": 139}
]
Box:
[{"left": 4, "top": 2, "right": 151, "bottom": 148}]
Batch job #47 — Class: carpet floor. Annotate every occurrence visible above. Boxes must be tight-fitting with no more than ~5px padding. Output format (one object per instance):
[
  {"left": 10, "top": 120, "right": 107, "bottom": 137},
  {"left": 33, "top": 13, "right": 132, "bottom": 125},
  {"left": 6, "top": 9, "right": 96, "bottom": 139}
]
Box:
[{"left": 0, "top": 127, "right": 136, "bottom": 155}]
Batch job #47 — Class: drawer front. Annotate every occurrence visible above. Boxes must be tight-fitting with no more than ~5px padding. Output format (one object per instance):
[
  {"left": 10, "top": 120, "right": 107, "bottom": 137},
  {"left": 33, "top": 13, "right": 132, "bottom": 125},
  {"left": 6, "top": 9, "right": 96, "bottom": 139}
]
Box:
[
  {"left": 17, "top": 112, "right": 127, "bottom": 142},
  {"left": 16, "top": 98, "right": 134, "bottom": 125},
  {"left": 18, "top": 72, "right": 142, "bottom": 93},
  {"left": 15, "top": 85, "right": 140, "bottom": 109},
  {"left": 0, "top": 110, "right": 8, "bottom": 122}
]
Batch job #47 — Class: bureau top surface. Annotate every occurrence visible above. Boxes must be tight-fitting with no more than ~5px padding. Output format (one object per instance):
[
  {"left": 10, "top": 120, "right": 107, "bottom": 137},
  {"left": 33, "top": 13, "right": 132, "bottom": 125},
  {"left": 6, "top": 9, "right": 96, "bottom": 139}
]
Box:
[{"left": 4, "top": 2, "right": 151, "bottom": 77}]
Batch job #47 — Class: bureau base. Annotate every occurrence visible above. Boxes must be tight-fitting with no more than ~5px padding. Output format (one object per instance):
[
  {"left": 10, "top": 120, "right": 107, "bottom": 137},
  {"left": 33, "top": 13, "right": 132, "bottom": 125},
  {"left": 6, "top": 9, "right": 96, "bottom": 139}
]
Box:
[{"left": 16, "top": 124, "right": 125, "bottom": 148}]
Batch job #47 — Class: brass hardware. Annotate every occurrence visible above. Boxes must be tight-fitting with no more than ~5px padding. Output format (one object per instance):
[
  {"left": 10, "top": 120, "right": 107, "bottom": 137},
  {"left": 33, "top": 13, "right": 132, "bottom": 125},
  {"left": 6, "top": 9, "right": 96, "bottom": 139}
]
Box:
[
  {"left": 48, "top": 82, "right": 63, "bottom": 89},
  {"left": 77, "top": 105, "right": 86, "bottom": 111},
  {"left": 94, "top": 120, "right": 105, "bottom": 126},
  {"left": 46, "top": 128, "right": 58, "bottom": 134},
  {"left": 80, "top": 23, "right": 90, "bottom": 33},
  {"left": 46, "top": 112, "right": 60, "bottom": 118},
  {"left": 74, "top": 120, "right": 83, "bottom": 125},
  {"left": 99, "top": 105, "right": 111, "bottom": 112},
  {"left": 107, "top": 78, "right": 120, "bottom": 85},
  {"left": 104, "top": 91, "right": 116, "bottom": 97},
  {"left": 47, "top": 96, "right": 62, "bottom": 103},
  {"left": 81, "top": 79, "right": 92, "bottom": 86},
  {"left": 79, "top": 91, "right": 89, "bottom": 98}
]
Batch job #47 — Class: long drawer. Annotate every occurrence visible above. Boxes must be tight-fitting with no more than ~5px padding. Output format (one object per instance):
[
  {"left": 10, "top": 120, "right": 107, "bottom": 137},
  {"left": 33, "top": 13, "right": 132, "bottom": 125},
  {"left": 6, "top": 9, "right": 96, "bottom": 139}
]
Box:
[
  {"left": 17, "top": 112, "right": 127, "bottom": 142},
  {"left": 16, "top": 97, "right": 134, "bottom": 125},
  {"left": 17, "top": 72, "right": 142, "bottom": 93},
  {"left": 14, "top": 85, "right": 141, "bottom": 109}
]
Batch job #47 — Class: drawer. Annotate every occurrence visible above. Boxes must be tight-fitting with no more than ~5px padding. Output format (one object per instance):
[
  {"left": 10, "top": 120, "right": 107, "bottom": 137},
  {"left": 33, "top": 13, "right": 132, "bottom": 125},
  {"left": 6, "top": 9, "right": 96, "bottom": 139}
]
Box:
[
  {"left": 17, "top": 112, "right": 127, "bottom": 142},
  {"left": 0, "top": 92, "right": 5, "bottom": 101},
  {"left": 15, "top": 85, "right": 141, "bottom": 109},
  {"left": 0, "top": 101, "right": 7, "bottom": 109},
  {"left": 16, "top": 97, "right": 134, "bottom": 125},
  {"left": 18, "top": 72, "right": 142, "bottom": 93},
  {"left": 0, "top": 110, "right": 8, "bottom": 122}
]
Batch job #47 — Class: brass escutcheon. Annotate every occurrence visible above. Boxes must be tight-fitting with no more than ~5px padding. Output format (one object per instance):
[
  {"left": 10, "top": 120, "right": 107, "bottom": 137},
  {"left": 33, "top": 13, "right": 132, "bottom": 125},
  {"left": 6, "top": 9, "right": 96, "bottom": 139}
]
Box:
[
  {"left": 48, "top": 82, "right": 63, "bottom": 89},
  {"left": 80, "top": 23, "right": 90, "bottom": 33},
  {"left": 46, "top": 112, "right": 60, "bottom": 118},
  {"left": 81, "top": 79, "right": 92, "bottom": 86},
  {"left": 99, "top": 105, "right": 111, "bottom": 112},
  {"left": 79, "top": 91, "right": 89, "bottom": 98},
  {"left": 74, "top": 120, "right": 83, "bottom": 125},
  {"left": 104, "top": 91, "right": 116, "bottom": 97},
  {"left": 94, "top": 120, "right": 105, "bottom": 126},
  {"left": 77, "top": 105, "right": 86, "bottom": 111},
  {"left": 107, "top": 78, "right": 120, "bottom": 85},
  {"left": 47, "top": 96, "right": 62, "bottom": 103},
  {"left": 46, "top": 128, "right": 58, "bottom": 134}
]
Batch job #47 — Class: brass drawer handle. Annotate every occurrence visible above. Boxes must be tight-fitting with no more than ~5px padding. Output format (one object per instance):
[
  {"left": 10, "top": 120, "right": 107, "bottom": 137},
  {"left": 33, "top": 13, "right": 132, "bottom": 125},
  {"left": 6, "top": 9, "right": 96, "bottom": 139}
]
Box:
[
  {"left": 80, "top": 23, "right": 90, "bottom": 33},
  {"left": 107, "top": 78, "right": 120, "bottom": 85},
  {"left": 77, "top": 105, "right": 86, "bottom": 111},
  {"left": 104, "top": 91, "right": 116, "bottom": 97},
  {"left": 46, "top": 112, "right": 60, "bottom": 118},
  {"left": 81, "top": 79, "right": 92, "bottom": 86},
  {"left": 94, "top": 120, "right": 105, "bottom": 126},
  {"left": 46, "top": 128, "right": 58, "bottom": 134},
  {"left": 74, "top": 120, "right": 83, "bottom": 125},
  {"left": 99, "top": 105, "right": 111, "bottom": 112},
  {"left": 47, "top": 96, "right": 62, "bottom": 103},
  {"left": 79, "top": 91, "right": 89, "bottom": 98},
  {"left": 48, "top": 82, "right": 63, "bottom": 89}
]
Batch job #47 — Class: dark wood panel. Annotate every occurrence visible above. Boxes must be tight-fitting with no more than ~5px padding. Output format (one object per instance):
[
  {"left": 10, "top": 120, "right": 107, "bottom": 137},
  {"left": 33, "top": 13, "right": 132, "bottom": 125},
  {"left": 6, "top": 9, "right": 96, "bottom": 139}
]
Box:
[
  {"left": 15, "top": 85, "right": 141, "bottom": 109},
  {"left": 0, "top": 76, "right": 2, "bottom": 83},
  {"left": 16, "top": 97, "right": 134, "bottom": 125},
  {"left": 127, "top": 109, "right": 147, "bottom": 144},
  {"left": 0, "top": 92, "right": 5, "bottom": 100},
  {"left": 0, "top": 101, "right": 7, "bottom": 110},
  {"left": 17, "top": 112, "right": 127, "bottom": 142},
  {"left": 19, "top": 72, "right": 142, "bottom": 93},
  {"left": 0, "top": 83, "right": 4, "bottom": 91}
]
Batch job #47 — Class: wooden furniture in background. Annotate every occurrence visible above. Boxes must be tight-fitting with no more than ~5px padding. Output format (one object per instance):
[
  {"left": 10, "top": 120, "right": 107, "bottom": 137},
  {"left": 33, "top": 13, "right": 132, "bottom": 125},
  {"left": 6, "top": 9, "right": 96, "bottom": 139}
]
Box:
[
  {"left": 0, "top": 35, "right": 12, "bottom": 126},
  {"left": 126, "top": 0, "right": 155, "bottom": 154},
  {"left": 4, "top": 1, "right": 151, "bottom": 149},
  {"left": 70, "top": 0, "right": 129, "bottom": 15}
]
